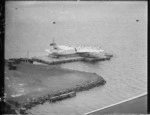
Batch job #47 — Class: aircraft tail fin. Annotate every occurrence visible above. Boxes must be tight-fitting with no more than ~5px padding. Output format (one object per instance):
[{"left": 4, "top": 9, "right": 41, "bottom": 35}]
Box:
[{"left": 50, "top": 38, "right": 57, "bottom": 49}]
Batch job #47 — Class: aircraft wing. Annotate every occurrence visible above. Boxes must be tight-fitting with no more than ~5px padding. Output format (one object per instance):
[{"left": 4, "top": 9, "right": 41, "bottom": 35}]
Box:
[
  {"left": 76, "top": 49, "right": 105, "bottom": 58},
  {"left": 77, "top": 49, "right": 104, "bottom": 53}
]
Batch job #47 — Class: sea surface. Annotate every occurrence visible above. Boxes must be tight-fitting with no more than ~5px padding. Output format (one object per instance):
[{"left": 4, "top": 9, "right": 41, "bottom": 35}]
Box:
[{"left": 5, "top": 1, "right": 147, "bottom": 115}]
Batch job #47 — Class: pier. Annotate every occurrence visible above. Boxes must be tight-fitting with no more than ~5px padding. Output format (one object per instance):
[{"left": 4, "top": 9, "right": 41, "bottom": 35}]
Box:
[
  {"left": 32, "top": 54, "right": 113, "bottom": 65},
  {"left": 32, "top": 56, "right": 84, "bottom": 65}
]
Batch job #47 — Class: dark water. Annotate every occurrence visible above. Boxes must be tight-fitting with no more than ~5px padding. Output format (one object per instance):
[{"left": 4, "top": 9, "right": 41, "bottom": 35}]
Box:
[{"left": 5, "top": 1, "right": 147, "bottom": 115}]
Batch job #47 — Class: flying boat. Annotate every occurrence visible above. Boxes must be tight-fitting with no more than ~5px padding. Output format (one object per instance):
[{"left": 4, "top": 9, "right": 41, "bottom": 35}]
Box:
[
  {"left": 45, "top": 39, "right": 77, "bottom": 58},
  {"left": 45, "top": 39, "right": 105, "bottom": 58}
]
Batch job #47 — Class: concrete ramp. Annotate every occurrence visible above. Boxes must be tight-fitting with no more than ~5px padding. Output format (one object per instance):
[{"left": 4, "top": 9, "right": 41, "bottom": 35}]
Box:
[{"left": 85, "top": 93, "right": 147, "bottom": 115}]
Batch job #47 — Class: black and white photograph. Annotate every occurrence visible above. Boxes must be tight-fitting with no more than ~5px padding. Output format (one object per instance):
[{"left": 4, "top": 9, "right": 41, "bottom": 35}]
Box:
[{"left": 2, "top": 0, "right": 147, "bottom": 114}]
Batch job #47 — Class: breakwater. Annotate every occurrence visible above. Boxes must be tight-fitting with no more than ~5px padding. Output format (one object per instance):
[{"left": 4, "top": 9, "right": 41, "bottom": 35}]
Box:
[{"left": 7, "top": 77, "right": 106, "bottom": 114}]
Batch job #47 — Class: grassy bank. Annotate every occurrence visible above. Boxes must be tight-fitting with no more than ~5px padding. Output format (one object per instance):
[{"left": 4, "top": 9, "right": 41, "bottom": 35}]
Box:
[{"left": 5, "top": 62, "right": 106, "bottom": 112}]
